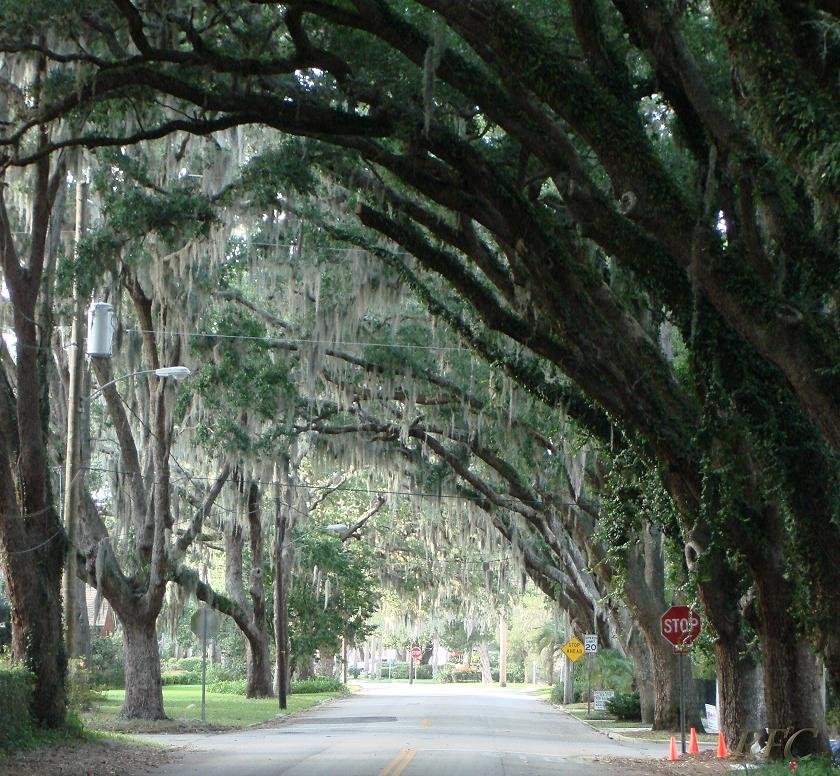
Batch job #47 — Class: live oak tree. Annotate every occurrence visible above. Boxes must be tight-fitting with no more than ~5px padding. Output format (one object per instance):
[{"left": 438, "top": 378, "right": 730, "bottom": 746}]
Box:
[
  {"left": 58, "top": 135, "right": 235, "bottom": 718},
  {"left": 0, "top": 146, "right": 68, "bottom": 728}
]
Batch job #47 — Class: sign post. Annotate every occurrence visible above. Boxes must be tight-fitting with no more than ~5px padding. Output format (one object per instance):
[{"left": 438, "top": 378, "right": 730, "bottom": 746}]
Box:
[
  {"left": 660, "top": 606, "right": 701, "bottom": 754},
  {"left": 561, "top": 637, "right": 584, "bottom": 706},
  {"left": 584, "top": 635, "right": 598, "bottom": 717},
  {"left": 191, "top": 608, "right": 220, "bottom": 723}
]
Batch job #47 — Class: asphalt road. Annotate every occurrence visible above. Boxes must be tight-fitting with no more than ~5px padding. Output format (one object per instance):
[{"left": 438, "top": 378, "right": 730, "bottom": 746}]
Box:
[{"left": 147, "top": 682, "right": 663, "bottom": 776}]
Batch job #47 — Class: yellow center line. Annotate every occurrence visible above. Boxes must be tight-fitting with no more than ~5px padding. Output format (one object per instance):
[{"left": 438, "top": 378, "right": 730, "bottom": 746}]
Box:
[{"left": 379, "top": 747, "right": 417, "bottom": 776}]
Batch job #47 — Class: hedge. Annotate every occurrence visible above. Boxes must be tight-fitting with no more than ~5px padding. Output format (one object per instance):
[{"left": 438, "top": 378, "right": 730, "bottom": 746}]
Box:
[
  {"left": 384, "top": 662, "right": 433, "bottom": 680},
  {"left": 207, "top": 676, "right": 346, "bottom": 695},
  {"left": 0, "top": 667, "right": 34, "bottom": 751},
  {"left": 290, "top": 677, "right": 345, "bottom": 694}
]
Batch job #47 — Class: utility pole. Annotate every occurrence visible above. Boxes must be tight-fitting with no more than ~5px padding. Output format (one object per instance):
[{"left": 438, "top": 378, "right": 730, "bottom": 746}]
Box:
[{"left": 62, "top": 176, "right": 87, "bottom": 658}]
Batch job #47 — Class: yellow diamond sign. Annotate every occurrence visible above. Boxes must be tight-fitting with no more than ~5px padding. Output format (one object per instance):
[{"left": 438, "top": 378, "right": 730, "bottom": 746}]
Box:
[{"left": 561, "top": 636, "right": 585, "bottom": 663}]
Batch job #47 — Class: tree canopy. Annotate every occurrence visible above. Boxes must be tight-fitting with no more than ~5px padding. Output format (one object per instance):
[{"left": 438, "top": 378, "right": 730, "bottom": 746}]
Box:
[{"left": 0, "top": 0, "right": 838, "bottom": 754}]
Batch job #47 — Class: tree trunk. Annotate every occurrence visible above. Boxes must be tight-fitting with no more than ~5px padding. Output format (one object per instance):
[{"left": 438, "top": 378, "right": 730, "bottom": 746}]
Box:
[
  {"left": 121, "top": 615, "right": 165, "bottom": 719},
  {"left": 74, "top": 578, "right": 91, "bottom": 660},
  {"left": 544, "top": 650, "right": 554, "bottom": 686},
  {"left": 648, "top": 637, "right": 702, "bottom": 730},
  {"left": 563, "top": 656, "right": 575, "bottom": 704},
  {"left": 3, "top": 546, "right": 66, "bottom": 727},
  {"left": 625, "top": 524, "right": 699, "bottom": 730},
  {"left": 478, "top": 642, "right": 492, "bottom": 683},
  {"left": 737, "top": 505, "right": 830, "bottom": 756},
  {"left": 626, "top": 625, "right": 655, "bottom": 724},
  {"left": 246, "top": 631, "right": 273, "bottom": 699},
  {"left": 0, "top": 156, "right": 67, "bottom": 728},
  {"left": 273, "top": 471, "right": 291, "bottom": 708},
  {"left": 717, "top": 652, "right": 765, "bottom": 748},
  {"left": 245, "top": 481, "right": 272, "bottom": 698},
  {"left": 296, "top": 657, "right": 315, "bottom": 680},
  {"left": 757, "top": 597, "right": 829, "bottom": 755},
  {"left": 319, "top": 651, "right": 336, "bottom": 678}
]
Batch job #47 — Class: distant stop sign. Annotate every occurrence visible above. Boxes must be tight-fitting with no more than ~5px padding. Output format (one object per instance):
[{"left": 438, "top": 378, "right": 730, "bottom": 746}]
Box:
[
  {"left": 411, "top": 646, "right": 422, "bottom": 660},
  {"left": 660, "top": 606, "right": 701, "bottom": 648}
]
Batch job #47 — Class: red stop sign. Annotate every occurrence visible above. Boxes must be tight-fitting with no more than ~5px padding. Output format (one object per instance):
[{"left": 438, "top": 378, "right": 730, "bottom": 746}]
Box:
[
  {"left": 660, "top": 606, "right": 701, "bottom": 648},
  {"left": 411, "top": 646, "right": 422, "bottom": 660}
]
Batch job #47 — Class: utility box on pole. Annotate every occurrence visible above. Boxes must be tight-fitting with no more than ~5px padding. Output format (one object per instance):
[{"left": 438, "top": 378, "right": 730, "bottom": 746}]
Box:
[{"left": 87, "top": 302, "right": 114, "bottom": 357}]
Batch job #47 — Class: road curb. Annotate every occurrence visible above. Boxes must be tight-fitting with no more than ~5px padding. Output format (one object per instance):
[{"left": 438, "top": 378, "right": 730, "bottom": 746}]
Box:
[
  {"left": 552, "top": 704, "right": 630, "bottom": 742},
  {"left": 552, "top": 705, "right": 707, "bottom": 747}
]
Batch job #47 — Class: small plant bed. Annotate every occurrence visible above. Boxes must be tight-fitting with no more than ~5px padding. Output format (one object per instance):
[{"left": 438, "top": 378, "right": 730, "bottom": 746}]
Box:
[{"left": 81, "top": 684, "right": 345, "bottom": 733}]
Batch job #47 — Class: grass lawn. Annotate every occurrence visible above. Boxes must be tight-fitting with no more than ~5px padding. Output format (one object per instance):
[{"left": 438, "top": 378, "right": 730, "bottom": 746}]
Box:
[{"left": 83, "top": 685, "right": 343, "bottom": 730}]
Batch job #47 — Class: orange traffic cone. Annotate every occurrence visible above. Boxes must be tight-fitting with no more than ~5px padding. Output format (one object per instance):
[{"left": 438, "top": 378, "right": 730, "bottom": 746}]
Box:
[
  {"left": 668, "top": 736, "right": 680, "bottom": 761},
  {"left": 716, "top": 732, "right": 729, "bottom": 758},
  {"left": 688, "top": 727, "right": 700, "bottom": 754}
]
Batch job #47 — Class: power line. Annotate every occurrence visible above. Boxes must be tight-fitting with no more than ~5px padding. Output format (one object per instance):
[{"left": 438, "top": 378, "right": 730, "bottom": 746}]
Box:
[
  {"left": 0, "top": 326, "right": 470, "bottom": 353},
  {"left": 126, "top": 328, "right": 468, "bottom": 352}
]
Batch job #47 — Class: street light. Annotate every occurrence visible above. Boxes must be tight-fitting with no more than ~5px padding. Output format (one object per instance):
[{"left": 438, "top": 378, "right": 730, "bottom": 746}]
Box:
[{"left": 89, "top": 366, "right": 192, "bottom": 399}]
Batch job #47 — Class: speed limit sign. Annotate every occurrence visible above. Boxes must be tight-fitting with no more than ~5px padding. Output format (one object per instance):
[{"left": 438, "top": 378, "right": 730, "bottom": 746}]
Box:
[{"left": 584, "top": 634, "right": 598, "bottom": 654}]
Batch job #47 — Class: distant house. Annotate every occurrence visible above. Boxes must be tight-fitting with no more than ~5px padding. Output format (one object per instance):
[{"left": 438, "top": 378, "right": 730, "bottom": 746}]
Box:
[{"left": 84, "top": 585, "right": 116, "bottom": 637}]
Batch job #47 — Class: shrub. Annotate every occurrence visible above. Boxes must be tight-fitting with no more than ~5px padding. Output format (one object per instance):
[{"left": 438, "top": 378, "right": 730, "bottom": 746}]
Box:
[
  {"left": 0, "top": 666, "right": 34, "bottom": 751},
  {"left": 549, "top": 680, "right": 565, "bottom": 704},
  {"left": 206, "top": 663, "right": 240, "bottom": 684},
  {"left": 385, "top": 662, "right": 410, "bottom": 679},
  {"left": 291, "top": 676, "right": 345, "bottom": 694},
  {"left": 437, "top": 664, "right": 483, "bottom": 683},
  {"left": 491, "top": 667, "right": 526, "bottom": 683},
  {"left": 606, "top": 691, "right": 641, "bottom": 721},
  {"left": 414, "top": 664, "right": 433, "bottom": 680},
  {"left": 66, "top": 659, "right": 106, "bottom": 711},
  {"left": 161, "top": 670, "right": 201, "bottom": 685},
  {"left": 207, "top": 680, "right": 246, "bottom": 695},
  {"left": 89, "top": 634, "right": 124, "bottom": 689},
  {"left": 174, "top": 657, "right": 203, "bottom": 673}
]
